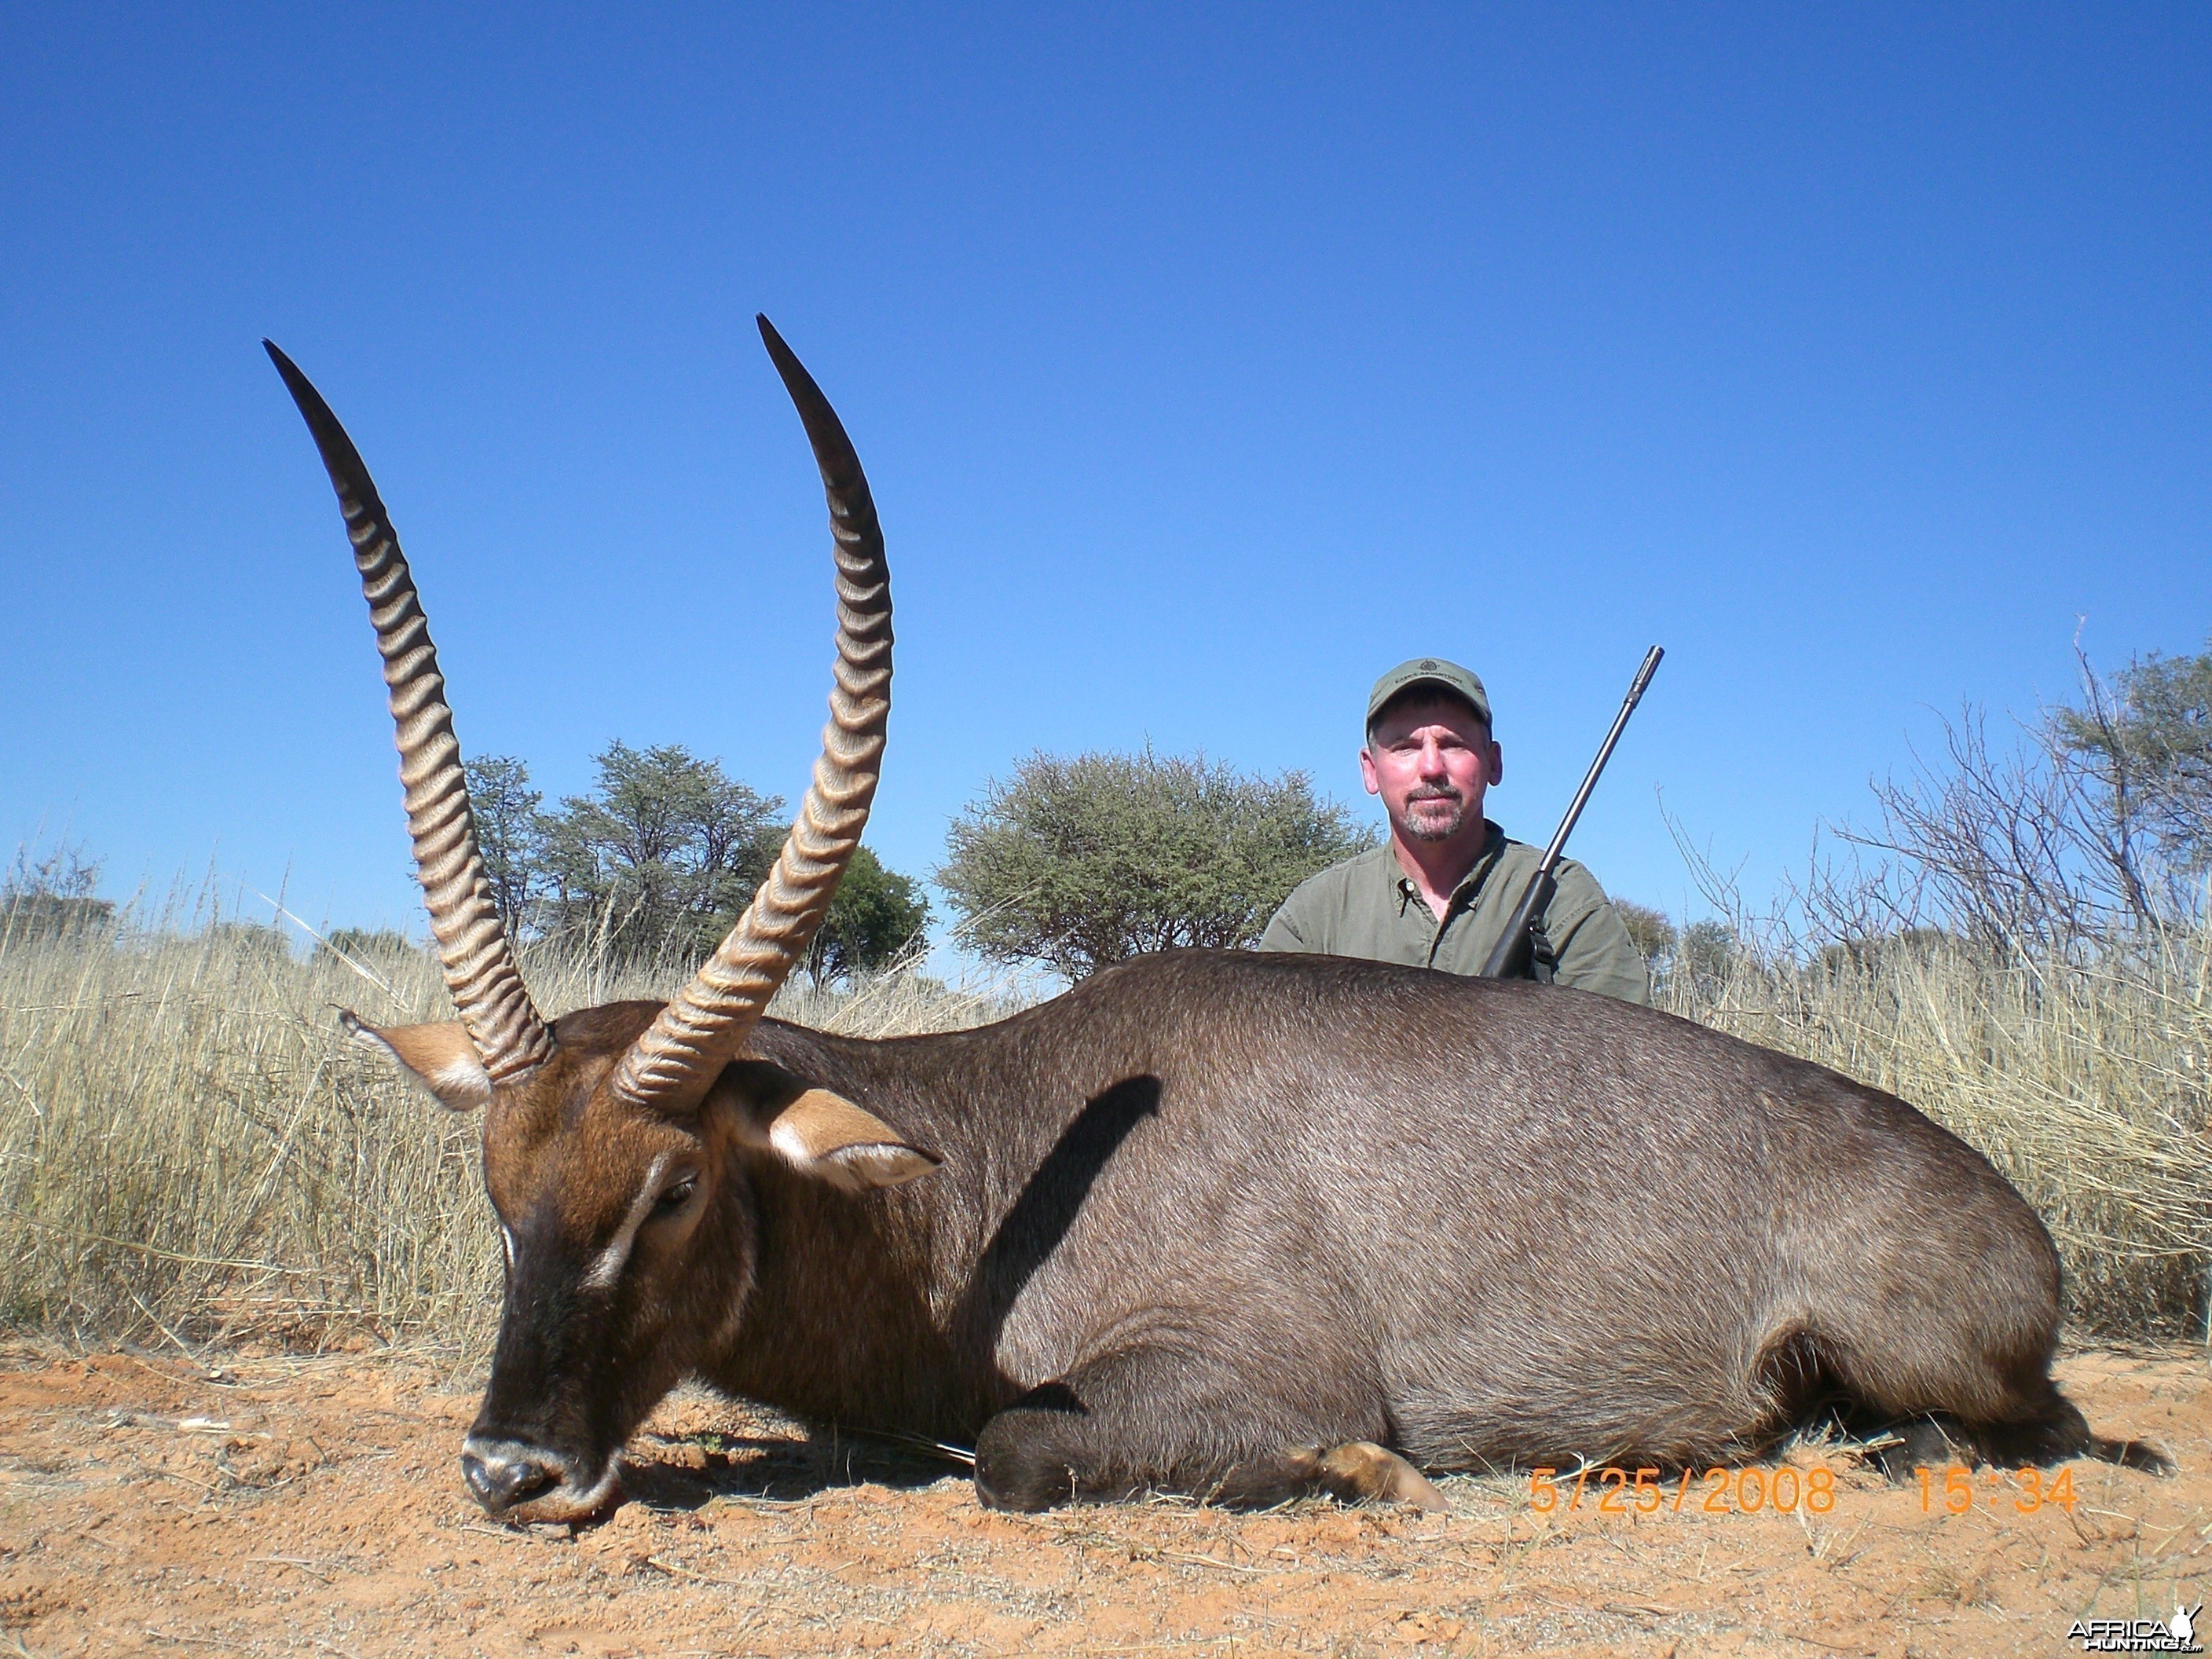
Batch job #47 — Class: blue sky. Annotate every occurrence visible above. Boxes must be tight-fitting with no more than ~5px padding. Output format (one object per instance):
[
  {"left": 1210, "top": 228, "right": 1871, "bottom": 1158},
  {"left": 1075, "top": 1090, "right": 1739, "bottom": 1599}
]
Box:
[{"left": 2, "top": 5, "right": 2207, "bottom": 957}]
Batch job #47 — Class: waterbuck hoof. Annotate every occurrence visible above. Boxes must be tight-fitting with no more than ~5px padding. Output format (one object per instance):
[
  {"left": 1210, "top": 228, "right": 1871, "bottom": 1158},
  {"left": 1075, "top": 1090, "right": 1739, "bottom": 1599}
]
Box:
[{"left": 1317, "top": 1442, "right": 1448, "bottom": 1511}]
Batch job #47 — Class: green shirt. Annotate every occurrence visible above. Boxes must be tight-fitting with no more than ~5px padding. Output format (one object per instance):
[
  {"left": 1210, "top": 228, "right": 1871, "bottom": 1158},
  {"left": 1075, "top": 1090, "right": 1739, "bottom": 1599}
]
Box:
[{"left": 1257, "top": 824, "right": 1651, "bottom": 1005}]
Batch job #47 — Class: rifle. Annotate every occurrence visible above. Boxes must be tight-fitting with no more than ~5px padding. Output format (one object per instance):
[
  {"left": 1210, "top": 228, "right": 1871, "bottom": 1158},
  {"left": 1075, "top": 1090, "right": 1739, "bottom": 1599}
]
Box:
[{"left": 1477, "top": 645, "right": 1664, "bottom": 981}]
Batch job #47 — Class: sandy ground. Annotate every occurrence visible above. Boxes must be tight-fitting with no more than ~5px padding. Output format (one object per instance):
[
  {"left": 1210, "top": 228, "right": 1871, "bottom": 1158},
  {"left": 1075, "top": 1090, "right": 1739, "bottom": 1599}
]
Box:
[{"left": 0, "top": 1342, "right": 2203, "bottom": 1657}]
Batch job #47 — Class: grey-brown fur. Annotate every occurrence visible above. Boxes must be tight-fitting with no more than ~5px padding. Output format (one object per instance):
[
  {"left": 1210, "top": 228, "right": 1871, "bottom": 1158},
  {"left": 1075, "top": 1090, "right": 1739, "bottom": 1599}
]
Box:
[{"left": 468, "top": 948, "right": 2155, "bottom": 1514}]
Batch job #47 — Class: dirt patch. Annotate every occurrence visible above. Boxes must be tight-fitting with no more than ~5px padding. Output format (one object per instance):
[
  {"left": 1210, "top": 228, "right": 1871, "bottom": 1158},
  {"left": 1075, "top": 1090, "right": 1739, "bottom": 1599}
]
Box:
[{"left": 0, "top": 1342, "right": 2202, "bottom": 1656}]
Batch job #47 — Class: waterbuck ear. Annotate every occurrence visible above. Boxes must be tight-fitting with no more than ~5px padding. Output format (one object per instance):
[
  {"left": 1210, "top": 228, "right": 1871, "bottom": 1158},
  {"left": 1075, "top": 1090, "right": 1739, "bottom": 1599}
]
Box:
[
  {"left": 340, "top": 1012, "right": 494, "bottom": 1112},
  {"left": 764, "top": 1089, "right": 940, "bottom": 1193}
]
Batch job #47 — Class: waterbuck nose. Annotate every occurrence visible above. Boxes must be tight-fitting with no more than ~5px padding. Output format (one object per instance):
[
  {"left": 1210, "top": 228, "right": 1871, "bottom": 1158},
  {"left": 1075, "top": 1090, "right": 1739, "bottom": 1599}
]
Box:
[{"left": 460, "top": 1444, "right": 561, "bottom": 1515}]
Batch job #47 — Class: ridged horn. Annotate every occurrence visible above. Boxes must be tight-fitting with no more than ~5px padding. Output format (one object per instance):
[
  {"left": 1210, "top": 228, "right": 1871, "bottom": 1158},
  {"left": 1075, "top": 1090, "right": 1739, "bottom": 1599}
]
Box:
[
  {"left": 610, "top": 317, "right": 891, "bottom": 1110},
  {"left": 265, "top": 340, "right": 554, "bottom": 1082}
]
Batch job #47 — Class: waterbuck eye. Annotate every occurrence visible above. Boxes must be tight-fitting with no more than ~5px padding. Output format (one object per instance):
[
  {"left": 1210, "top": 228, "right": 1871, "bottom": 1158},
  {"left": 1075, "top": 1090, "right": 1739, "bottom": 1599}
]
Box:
[{"left": 654, "top": 1177, "right": 697, "bottom": 1214}]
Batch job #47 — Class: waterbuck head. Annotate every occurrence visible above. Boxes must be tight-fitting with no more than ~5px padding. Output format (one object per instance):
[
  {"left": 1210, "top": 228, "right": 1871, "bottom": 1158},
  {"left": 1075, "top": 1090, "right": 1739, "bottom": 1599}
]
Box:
[{"left": 268, "top": 320, "right": 936, "bottom": 1523}]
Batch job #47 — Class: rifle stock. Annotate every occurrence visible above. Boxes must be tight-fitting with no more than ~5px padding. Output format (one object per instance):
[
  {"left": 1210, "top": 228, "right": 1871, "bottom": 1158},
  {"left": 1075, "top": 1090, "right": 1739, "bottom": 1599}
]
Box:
[{"left": 1477, "top": 646, "right": 1663, "bottom": 981}]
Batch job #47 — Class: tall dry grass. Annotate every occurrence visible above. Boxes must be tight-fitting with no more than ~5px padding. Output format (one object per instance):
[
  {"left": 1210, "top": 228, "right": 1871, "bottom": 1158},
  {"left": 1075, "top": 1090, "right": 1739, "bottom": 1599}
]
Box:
[
  {"left": 0, "top": 888, "right": 1017, "bottom": 1359},
  {"left": 1662, "top": 925, "right": 2212, "bottom": 1338},
  {"left": 2, "top": 889, "right": 2207, "bottom": 1356}
]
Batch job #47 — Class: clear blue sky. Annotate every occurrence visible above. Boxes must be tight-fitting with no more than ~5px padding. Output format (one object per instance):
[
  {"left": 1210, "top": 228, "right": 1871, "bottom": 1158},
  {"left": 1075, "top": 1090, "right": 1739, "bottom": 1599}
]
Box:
[{"left": 3, "top": 5, "right": 2206, "bottom": 952}]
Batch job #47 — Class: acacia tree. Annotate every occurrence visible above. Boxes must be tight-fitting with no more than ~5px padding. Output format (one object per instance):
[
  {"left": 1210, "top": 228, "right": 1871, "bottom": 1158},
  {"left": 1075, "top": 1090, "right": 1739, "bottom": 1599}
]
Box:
[
  {"left": 2056, "top": 638, "right": 2212, "bottom": 899},
  {"left": 1761, "top": 637, "right": 2212, "bottom": 962},
  {"left": 465, "top": 744, "right": 931, "bottom": 976},
  {"left": 463, "top": 755, "right": 544, "bottom": 937},
  {"left": 0, "top": 840, "right": 113, "bottom": 944},
  {"left": 1828, "top": 643, "right": 2211, "bottom": 953},
  {"left": 804, "top": 845, "right": 931, "bottom": 985},
  {"left": 936, "top": 749, "right": 1374, "bottom": 981},
  {"left": 537, "top": 742, "right": 785, "bottom": 959}
]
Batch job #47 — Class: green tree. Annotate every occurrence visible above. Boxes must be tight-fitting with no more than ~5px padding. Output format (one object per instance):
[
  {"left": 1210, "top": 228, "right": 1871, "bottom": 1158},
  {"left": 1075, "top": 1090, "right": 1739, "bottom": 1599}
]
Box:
[
  {"left": 937, "top": 749, "right": 1375, "bottom": 980},
  {"left": 1612, "top": 901, "right": 1676, "bottom": 978},
  {"left": 313, "top": 927, "right": 418, "bottom": 969},
  {"left": 1677, "top": 918, "right": 1737, "bottom": 997},
  {"left": 538, "top": 742, "right": 785, "bottom": 959},
  {"left": 203, "top": 919, "right": 294, "bottom": 962},
  {"left": 804, "top": 845, "right": 932, "bottom": 985},
  {"left": 2056, "top": 635, "right": 2212, "bottom": 883},
  {"left": 1815, "top": 925, "right": 1961, "bottom": 980},
  {"left": 464, "top": 755, "right": 545, "bottom": 937}
]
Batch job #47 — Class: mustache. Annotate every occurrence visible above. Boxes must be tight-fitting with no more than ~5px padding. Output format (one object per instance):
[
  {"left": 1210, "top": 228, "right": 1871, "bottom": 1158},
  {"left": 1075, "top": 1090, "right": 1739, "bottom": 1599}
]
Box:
[{"left": 1406, "top": 787, "right": 1463, "bottom": 804}]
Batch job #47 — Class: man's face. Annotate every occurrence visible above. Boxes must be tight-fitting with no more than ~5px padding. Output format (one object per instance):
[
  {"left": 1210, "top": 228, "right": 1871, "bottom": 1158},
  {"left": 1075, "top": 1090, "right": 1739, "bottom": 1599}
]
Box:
[{"left": 1361, "top": 695, "right": 1503, "bottom": 846}]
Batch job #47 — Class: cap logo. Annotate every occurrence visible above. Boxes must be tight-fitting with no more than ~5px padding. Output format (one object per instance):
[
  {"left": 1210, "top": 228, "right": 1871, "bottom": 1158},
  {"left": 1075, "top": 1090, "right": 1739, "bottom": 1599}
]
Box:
[{"left": 1419, "top": 659, "right": 1439, "bottom": 672}]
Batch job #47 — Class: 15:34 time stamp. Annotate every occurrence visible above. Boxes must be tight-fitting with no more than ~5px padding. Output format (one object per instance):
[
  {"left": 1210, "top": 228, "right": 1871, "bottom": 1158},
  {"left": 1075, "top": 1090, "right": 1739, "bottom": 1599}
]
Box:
[{"left": 1917, "top": 1463, "right": 2078, "bottom": 1514}]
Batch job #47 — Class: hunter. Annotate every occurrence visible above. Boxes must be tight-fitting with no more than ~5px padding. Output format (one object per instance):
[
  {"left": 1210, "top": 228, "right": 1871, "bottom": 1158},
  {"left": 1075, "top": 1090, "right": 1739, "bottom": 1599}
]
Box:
[{"left": 1259, "top": 658, "right": 1650, "bottom": 1004}]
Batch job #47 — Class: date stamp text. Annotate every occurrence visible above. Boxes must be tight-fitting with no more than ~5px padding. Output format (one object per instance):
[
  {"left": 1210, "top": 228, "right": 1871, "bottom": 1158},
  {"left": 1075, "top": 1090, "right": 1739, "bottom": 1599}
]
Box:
[{"left": 1524, "top": 1461, "right": 2079, "bottom": 1517}]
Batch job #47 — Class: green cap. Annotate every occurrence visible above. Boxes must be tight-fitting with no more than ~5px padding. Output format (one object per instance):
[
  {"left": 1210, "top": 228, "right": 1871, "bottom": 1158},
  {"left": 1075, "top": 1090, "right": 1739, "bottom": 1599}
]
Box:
[{"left": 1366, "top": 657, "right": 1492, "bottom": 731}]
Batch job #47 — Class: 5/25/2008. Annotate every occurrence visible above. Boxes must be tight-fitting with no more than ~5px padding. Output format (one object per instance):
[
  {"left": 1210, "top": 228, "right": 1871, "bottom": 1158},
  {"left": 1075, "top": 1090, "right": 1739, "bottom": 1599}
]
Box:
[{"left": 1528, "top": 1465, "right": 1837, "bottom": 1516}]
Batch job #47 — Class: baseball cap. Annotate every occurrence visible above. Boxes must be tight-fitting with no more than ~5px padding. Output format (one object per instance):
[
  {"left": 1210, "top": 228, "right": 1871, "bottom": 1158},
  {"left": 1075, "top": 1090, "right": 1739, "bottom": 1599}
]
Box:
[{"left": 1365, "top": 658, "right": 1492, "bottom": 731}]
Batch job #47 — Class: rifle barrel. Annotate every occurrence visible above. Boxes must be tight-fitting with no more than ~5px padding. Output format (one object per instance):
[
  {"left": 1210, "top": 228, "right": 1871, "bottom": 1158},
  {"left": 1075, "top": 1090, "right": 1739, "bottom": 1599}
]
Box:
[
  {"left": 1477, "top": 645, "right": 1663, "bottom": 980},
  {"left": 1536, "top": 645, "right": 1664, "bottom": 871}
]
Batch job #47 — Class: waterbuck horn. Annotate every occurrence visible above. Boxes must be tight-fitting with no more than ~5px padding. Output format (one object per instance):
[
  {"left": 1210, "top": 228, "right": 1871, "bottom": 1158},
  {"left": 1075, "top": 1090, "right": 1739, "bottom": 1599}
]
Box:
[
  {"left": 265, "top": 340, "right": 555, "bottom": 1082},
  {"left": 610, "top": 317, "right": 892, "bottom": 1110}
]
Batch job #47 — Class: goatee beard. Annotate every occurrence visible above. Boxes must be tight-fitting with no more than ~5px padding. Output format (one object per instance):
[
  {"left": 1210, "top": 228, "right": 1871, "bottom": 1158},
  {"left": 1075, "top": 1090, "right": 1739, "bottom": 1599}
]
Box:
[{"left": 1398, "top": 793, "right": 1467, "bottom": 843}]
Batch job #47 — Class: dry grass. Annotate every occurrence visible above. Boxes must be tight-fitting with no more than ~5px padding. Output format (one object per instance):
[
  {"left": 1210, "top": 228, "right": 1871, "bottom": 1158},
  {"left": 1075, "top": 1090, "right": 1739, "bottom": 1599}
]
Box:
[
  {"left": 1661, "top": 925, "right": 2212, "bottom": 1337},
  {"left": 0, "top": 891, "right": 1017, "bottom": 1357},
  {"left": 2, "top": 891, "right": 2207, "bottom": 1355}
]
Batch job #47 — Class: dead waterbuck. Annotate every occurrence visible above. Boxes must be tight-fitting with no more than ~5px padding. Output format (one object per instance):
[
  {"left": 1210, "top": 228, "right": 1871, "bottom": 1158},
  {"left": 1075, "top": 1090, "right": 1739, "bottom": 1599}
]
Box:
[{"left": 266, "top": 321, "right": 2166, "bottom": 1522}]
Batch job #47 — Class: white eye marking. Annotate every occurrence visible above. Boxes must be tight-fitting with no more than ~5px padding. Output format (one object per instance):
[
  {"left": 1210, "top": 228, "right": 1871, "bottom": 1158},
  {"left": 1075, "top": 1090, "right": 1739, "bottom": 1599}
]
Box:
[{"left": 581, "top": 1155, "right": 672, "bottom": 1292}]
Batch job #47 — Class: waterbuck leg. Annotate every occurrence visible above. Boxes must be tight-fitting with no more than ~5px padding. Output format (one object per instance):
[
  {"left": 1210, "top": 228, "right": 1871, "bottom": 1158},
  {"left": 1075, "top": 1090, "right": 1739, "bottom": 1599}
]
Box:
[
  {"left": 1210, "top": 1442, "right": 1447, "bottom": 1511},
  {"left": 1863, "top": 1397, "right": 2172, "bottom": 1481},
  {"left": 973, "top": 1380, "right": 1100, "bottom": 1510},
  {"left": 972, "top": 1340, "right": 1393, "bottom": 1512}
]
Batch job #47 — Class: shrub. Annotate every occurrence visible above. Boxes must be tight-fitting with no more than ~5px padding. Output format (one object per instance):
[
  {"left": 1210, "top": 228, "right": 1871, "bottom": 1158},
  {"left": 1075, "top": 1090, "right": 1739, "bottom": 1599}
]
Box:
[
  {"left": 937, "top": 749, "right": 1374, "bottom": 980},
  {"left": 313, "top": 928, "right": 420, "bottom": 969},
  {"left": 1, "top": 840, "right": 115, "bottom": 947}
]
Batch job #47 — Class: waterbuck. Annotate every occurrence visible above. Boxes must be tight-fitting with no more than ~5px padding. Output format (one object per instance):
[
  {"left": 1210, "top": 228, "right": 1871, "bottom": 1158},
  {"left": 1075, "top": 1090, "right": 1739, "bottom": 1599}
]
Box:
[{"left": 267, "top": 321, "right": 2163, "bottom": 1522}]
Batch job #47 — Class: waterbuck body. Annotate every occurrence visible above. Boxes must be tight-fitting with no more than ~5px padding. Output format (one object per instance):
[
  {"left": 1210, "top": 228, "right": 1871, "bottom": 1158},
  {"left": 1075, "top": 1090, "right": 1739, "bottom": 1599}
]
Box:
[
  {"left": 267, "top": 320, "right": 2159, "bottom": 1522},
  {"left": 463, "top": 948, "right": 2110, "bottom": 1514}
]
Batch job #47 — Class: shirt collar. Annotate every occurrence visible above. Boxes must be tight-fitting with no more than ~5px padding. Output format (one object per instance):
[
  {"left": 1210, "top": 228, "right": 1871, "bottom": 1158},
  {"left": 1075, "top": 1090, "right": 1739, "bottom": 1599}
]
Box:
[{"left": 1385, "top": 821, "right": 1508, "bottom": 914}]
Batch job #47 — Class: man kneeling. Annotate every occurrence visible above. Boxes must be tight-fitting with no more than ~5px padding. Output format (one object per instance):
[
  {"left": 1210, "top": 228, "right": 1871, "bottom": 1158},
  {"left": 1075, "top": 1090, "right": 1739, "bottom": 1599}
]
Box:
[{"left": 1260, "top": 657, "right": 1648, "bottom": 1003}]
